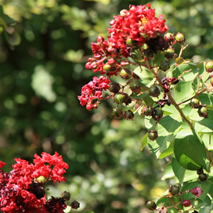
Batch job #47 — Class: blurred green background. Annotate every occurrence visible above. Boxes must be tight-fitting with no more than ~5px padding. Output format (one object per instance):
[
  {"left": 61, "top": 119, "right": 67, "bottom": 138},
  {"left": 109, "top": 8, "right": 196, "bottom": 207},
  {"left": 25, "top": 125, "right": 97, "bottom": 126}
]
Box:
[{"left": 0, "top": 0, "right": 213, "bottom": 212}]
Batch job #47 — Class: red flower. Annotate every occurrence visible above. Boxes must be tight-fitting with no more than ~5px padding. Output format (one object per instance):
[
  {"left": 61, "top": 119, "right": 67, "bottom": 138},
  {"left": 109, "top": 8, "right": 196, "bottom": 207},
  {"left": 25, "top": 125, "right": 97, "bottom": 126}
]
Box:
[
  {"left": 0, "top": 161, "right": 6, "bottom": 169},
  {"left": 0, "top": 152, "right": 69, "bottom": 212},
  {"left": 78, "top": 76, "right": 110, "bottom": 110}
]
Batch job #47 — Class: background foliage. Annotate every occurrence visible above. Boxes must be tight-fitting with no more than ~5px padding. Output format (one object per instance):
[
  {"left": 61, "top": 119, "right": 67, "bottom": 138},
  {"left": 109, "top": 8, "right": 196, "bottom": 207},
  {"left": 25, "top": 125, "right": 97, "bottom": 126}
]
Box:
[{"left": 0, "top": 0, "right": 213, "bottom": 212}]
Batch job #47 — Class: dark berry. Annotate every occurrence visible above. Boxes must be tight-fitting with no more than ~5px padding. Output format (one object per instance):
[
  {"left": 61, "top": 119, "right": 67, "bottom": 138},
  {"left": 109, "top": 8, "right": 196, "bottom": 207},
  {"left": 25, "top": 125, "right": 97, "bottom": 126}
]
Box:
[
  {"left": 183, "top": 200, "right": 191, "bottom": 207},
  {"left": 199, "top": 173, "right": 208, "bottom": 181},
  {"left": 109, "top": 82, "right": 120, "bottom": 93},
  {"left": 160, "top": 60, "right": 170, "bottom": 71},
  {"left": 205, "top": 61, "right": 213, "bottom": 73},
  {"left": 142, "top": 106, "right": 152, "bottom": 116},
  {"left": 175, "top": 32, "right": 185, "bottom": 43},
  {"left": 145, "top": 200, "right": 157, "bottom": 210},
  {"left": 190, "top": 98, "right": 200, "bottom": 109},
  {"left": 71, "top": 200, "right": 80, "bottom": 209},
  {"left": 149, "top": 85, "right": 161, "bottom": 97},
  {"left": 148, "top": 130, "right": 158, "bottom": 141},
  {"left": 169, "top": 185, "right": 180, "bottom": 195},
  {"left": 152, "top": 108, "right": 163, "bottom": 121},
  {"left": 130, "top": 80, "right": 142, "bottom": 93},
  {"left": 197, "top": 168, "right": 203, "bottom": 175},
  {"left": 123, "top": 95, "right": 132, "bottom": 105},
  {"left": 61, "top": 191, "right": 71, "bottom": 201},
  {"left": 198, "top": 107, "right": 208, "bottom": 118},
  {"left": 124, "top": 110, "right": 134, "bottom": 120},
  {"left": 112, "top": 108, "right": 123, "bottom": 119}
]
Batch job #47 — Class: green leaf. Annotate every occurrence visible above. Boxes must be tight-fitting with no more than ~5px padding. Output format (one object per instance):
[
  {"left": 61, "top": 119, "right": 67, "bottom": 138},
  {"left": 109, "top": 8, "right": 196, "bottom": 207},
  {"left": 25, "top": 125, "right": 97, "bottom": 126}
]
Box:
[
  {"left": 199, "top": 111, "right": 213, "bottom": 130},
  {"left": 141, "top": 133, "right": 148, "bottom": 151},
  {"left": 197, "top": 93, "right": 213, "bottom": 105},
  {"left": 133, "top": 66, "right": 154, "bottom": 85},
  {"left": 172, "top": 158, "right": 185, "bottom": 183},
  {"left": 174, "top": 134, "right": 207, "bottom": 170},
  {"left": 158, "top": 116, "right": 181, "bottom": 134},
  {"left": 173, "top": 81, "right": 195, "bottom": 103},
  {"left": 152, "top": 51, "right": 165, "bottom": 66},
  {"left": 130, "top": 93, "right": 148, "bottom": 100},
  {"left": 171, "top": 63, "right": 199, "bottom": 81},
  {"left": 159, "top": 141, "right": 174, "bottom": 159}
]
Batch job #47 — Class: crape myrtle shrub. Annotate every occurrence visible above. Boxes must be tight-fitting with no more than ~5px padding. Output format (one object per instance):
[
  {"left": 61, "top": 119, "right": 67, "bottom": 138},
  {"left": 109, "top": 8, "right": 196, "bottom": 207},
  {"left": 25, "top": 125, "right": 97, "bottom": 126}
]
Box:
[
  {"left": 1, "top": 0, "right": 213, "bottom": 212},
  {"left": 78, "top": 3, "right": 213, "bottom": 213}
]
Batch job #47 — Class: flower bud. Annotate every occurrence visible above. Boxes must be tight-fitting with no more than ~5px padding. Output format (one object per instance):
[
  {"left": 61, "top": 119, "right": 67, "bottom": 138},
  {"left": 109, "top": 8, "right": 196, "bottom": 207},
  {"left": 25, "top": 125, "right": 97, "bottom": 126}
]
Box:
[
  {"left": 120, "top": 69, "right": 130, "bottom": 79},
  {"left": 164, "top": 48, "right": 175, "bottom": 59},
  {"left": 205, "top": 61, "right": 213, "bottom": 73},
  {"left": 175, "top": 57, "right": 184, "bottom": 64},
  {"left": 114, "top": 93, "right": 126, "bottom": 104},
  {"left": 198, "top": 106, "right": 208, "bottom": 118},
  {"left": 36, "top": 176, "right": 47, "bottom": 184},
  {"left": 190, "top": 98, "right": 200, "bottom": 109},
  {"left": 175, "top": 32, "right": 185, "bottom": 43},
  {"left": 164, "top": 32, "right": 175, "bottom": 43},
  {"left": 103, "top": 64, "right": 116, "bottom": 72}
]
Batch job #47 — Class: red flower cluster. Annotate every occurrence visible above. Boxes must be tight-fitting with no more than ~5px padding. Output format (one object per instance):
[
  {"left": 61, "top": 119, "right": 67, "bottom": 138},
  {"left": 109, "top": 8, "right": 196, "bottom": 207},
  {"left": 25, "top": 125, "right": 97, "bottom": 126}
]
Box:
[
  {"left": 0, "top": 152, "right": 69, "bottom": 213},
  {"left": 80, "top": 4, "right": 168, "bottom": 110},
  {"left": 78, "top": 76, "right": 110, "bottom": 110},
  {"left": 108, "top": 4, "right": 168, "bottom": 51}
]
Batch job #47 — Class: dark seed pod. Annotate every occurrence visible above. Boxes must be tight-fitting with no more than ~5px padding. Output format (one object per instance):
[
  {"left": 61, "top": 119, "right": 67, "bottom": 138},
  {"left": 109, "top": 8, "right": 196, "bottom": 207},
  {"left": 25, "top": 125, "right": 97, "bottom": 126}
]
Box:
[
  {"left": 109, "top": 82, "right": 120, "bottom": 93},
  {"left": 199, "top": 173, "right": 208, "bottom": 181},
  {"left": 145, "top": 200, "right": 157, "bottom": 210},
  {"left": 149, "top": 85, "right": 161, "bottom": 97},
  {"left": 124, "top": 110, "right": 134, "bottom": 120},
  {"left": 148, "top": 130, "right": 158, "bottom": 141},
  {"left": 160, "top": 60, "right": 170, "bottom": 71},
  {"left": 112, "top": 108, "right": 123, "bottom": 119},
  {"left": 169, "top": 185, "right": 180, "bottom": 195}
]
